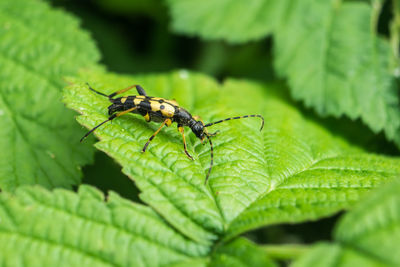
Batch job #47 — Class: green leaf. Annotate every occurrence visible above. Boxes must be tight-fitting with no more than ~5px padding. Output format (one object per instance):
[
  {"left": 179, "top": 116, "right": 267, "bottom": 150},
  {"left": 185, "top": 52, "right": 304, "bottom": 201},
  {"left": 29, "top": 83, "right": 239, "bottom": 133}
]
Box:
[
  {"left": 0, "top": 185, "right": 279, "bottom": 266},
  {"left": 0, "top": 0, "right": 100, "bottom": 190},
  {"left": 292, "top": 178, "right": 400, "bottom": 267},
  {"left": 165, "top": 0, "right": 287, "bottom": 43},
  {"left": 0, "top": 185, "right": 209, "bottom": 267},
  {"left": 210, "top": 238, "right": 276, "bottom": 267},
  {"left": 274, "top": 0, "right": 400, "bottom": 148},
  {"left": 63, "top": 69, "right": 400, "bottom": 244},
  {"left": 292, "top": 243, "right": 386, "bottom": 267}
]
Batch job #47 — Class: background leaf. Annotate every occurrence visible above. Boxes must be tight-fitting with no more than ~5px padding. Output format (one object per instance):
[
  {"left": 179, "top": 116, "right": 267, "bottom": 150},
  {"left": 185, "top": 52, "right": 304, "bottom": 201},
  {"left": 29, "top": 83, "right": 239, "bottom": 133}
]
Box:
[
  {"left": 63, "top": 69, "right": 400, "bottom": 244},
  {"left": 293, "top": 178, "right": 400, "bottom": 267},
  {"left": 0, "top": 0, "right": 100, "bottom": 191},
  {"left": 165, "top": 0, "right": 286, "bottom": 43},
  {"left": 166, "top": 0, "right": 400, "bottom": 148},
  {"left": 274, "top": 0, "right": 400, "bottom": 148}
]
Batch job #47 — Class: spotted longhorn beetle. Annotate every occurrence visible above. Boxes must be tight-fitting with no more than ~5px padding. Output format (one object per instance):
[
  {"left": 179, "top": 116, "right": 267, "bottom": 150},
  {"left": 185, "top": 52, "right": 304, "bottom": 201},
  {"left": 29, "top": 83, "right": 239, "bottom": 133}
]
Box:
[{"left": 81, "top": 83, "right": 264, "bottom": 184}]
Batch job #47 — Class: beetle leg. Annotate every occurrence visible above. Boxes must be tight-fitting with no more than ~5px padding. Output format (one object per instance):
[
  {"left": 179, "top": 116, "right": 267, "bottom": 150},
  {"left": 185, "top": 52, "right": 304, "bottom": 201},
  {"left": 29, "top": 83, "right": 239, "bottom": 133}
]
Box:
[
  {"left": 108, "top": 84, "right": 147, "bottom": 98},
  {"left": 142, "top": 119, "right": 168, "bottom": 152},
  {"left": 178, "top": 125, "right": 193, "bottom": 160},
  {"left": 80, "top": 107, "right": 137, "bottom": 142}
]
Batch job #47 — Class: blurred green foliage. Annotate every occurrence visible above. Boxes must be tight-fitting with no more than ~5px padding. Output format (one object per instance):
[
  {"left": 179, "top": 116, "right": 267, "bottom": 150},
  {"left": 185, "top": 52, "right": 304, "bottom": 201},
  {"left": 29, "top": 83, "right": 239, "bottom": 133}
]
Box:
[{"left": 0, "top": 0, "right": 399, "bottom": 265}]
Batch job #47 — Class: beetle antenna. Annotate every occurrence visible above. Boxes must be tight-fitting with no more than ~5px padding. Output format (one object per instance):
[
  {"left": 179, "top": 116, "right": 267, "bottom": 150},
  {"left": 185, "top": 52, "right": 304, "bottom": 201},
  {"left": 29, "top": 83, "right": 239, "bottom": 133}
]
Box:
[
  {"left": 80, "top": 118, "right": 112, "bottom": 142},
  {"left": 205, "top": 115, "right": 264, "bottom": 131},
  {"left": 86, "top": 83, "right": 109, "bottom": 98},
  {"left": 204, "top": 135, "right": 214, "bottom": 184}
]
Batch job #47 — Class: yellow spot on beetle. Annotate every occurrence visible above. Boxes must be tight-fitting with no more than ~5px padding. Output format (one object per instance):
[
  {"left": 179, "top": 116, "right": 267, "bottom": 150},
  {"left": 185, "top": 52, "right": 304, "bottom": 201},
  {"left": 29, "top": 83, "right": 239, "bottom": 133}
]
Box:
[
  {"left": 150, "top": 101, "right": 161, "bottom": 111},
  {"left": 120, "top": 97, "right": 127, "bottom": 104},
  {"left": 161, "top": 104, "right": 175, "bottom": 117},
  {"left": 134, "top": 96, "right": 145, "bottom": 105},
  {"left": 150, "top": 100, "right": 175, "bottom": 117},
  {"left": 151, "top": 97, "right": 178, "bottom": 107},
  {"left": 144, "top": 113, "right": 150, "bottom": 122},
  {"left": 168, "top": 99, "right": 179, "bottom": 106}
]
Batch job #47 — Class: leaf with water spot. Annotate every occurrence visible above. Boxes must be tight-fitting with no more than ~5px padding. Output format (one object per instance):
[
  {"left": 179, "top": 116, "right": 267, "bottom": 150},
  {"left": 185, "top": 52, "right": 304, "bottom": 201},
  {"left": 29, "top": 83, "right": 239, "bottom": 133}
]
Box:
[{"left": 63, "top": 69, "right": 400, "bottom": 244}]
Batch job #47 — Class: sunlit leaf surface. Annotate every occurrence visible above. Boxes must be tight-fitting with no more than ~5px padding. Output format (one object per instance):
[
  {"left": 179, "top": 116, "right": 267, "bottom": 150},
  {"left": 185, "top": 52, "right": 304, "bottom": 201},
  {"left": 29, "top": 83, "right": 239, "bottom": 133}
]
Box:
[{"left": 64, "top": 69, "right": 400, "bottom": 244}]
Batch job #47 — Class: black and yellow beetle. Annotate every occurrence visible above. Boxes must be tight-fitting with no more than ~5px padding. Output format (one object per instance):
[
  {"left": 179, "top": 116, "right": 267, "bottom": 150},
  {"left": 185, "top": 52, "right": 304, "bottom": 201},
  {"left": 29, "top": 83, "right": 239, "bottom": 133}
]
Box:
[{"left": 81, "top": 83, "right": 264, "bottom": 184}]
